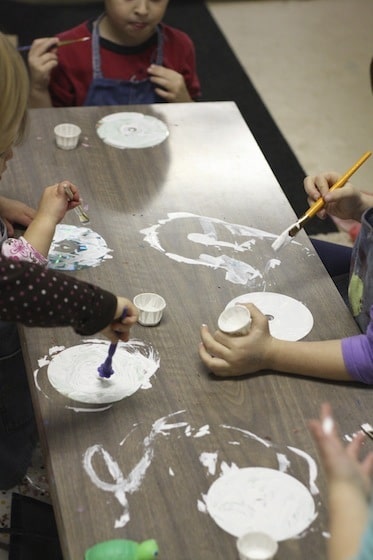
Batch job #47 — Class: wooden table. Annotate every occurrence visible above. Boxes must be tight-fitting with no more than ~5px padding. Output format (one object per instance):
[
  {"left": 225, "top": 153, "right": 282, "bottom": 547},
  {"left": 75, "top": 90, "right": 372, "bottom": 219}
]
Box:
[{"left": 4, "top": 102, "right": 366, "bottom": 559}]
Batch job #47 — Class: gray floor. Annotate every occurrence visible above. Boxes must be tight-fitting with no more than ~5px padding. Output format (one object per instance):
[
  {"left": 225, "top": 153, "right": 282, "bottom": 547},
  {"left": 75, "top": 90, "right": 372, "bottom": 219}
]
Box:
[{"left": 208, "top": 0, "right": 373, "bottom": 193}]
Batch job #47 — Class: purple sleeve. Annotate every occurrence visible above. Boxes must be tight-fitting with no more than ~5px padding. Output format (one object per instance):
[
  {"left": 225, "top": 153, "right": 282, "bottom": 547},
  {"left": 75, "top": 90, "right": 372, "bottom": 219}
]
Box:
[{"left": 342, "top": 306, "right": 373, "bottom": 383}]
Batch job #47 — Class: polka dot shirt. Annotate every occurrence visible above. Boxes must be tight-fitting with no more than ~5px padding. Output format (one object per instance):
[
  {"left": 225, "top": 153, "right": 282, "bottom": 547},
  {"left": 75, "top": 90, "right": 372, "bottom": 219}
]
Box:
[{"left": 0, "top": 256, "right": 117, "bottom": 335}]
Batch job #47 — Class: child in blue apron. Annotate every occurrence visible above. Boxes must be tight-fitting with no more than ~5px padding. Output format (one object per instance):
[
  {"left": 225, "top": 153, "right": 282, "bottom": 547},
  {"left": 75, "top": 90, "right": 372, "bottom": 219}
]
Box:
[{"left": 28, "top": 0, "right": 201, "bottom": 108}]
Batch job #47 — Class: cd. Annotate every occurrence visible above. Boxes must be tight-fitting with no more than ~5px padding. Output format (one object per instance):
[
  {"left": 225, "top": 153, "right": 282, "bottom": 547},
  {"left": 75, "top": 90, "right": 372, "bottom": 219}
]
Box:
[
  {"left": 96, "top": 111, "right": 169, "bottom": 149},
  {"left": 225, "top": 292, "right": 313, "bottom": 341},
  {"left": 47, "top": 342, "right": 147, "bottom": 404},
  {"left": 206, "top": 467, "right": 315, "bottom": 541}
]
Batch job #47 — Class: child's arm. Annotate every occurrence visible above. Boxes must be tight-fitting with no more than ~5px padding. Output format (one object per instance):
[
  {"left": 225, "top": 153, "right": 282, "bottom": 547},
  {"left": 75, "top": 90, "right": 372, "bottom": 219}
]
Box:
[
  {"left": 22, "top": 181, "right": 80, "bottom": 257},
  {"left": 199, "top": 303, "right": 353, "bottom": 381},
  {"left": 27, "top": 37, "right": 59, "bottom": 108},
  {"left": 309, "top": 403, "right": 373, "bottom": 560},
  {"left": 147, "top": 64, "right": 192, "bottom": 102}
]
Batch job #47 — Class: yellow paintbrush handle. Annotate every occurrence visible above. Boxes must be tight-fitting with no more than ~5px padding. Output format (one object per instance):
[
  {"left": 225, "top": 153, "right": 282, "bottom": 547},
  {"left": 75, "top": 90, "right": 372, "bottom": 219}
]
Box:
[{"left": 304, "top": 150, "right": 372, "bottom": 219}]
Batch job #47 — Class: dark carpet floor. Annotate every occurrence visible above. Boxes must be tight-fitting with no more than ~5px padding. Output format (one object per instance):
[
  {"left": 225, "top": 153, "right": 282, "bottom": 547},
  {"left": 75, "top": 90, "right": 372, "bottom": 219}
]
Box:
[{"left": 0, "top": 0, "right": 336, "bottom": 235}]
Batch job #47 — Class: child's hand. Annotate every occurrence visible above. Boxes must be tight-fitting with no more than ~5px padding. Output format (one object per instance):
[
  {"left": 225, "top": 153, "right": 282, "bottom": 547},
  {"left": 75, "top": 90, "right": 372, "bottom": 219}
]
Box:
[
  {"left": 22, "top": 181, "right": 82, "bottom": 257},
  {"left": 304, "top": 172, "right": 368, "bottom": 222},
  {"left": 199, "top": 303, "right": 273, "bottom": 376},
  {"left": 37, "top": 180, "right": 81, "bottom": 224},
  {"left": 0, "top": 196, "right": 36, "bottom": 235},
  {"left": 28, "top": 37, "right": 59, "bottom": 90},
  {"left": 309, "top": 403, "right": 373, "bottom": 498},
  {"left": 100, "top": 298, "right": 139, "bottom": 343},
  {"left": 147, "top": 64, "right": 192, "bottom": 102}
]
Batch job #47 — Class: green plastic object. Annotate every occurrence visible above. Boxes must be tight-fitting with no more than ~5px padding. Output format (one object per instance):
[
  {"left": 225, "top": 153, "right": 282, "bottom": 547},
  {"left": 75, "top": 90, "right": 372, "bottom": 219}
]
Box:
[{"left": 85, "top": 539, "right": 158, "bottom": 560}]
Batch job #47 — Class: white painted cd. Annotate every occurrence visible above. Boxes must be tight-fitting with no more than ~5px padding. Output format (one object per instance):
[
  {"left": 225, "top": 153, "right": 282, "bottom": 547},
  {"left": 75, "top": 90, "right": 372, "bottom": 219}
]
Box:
[
  {"left": 206, "top": 467, "right": 316, "bottom": 541},
  {"left": 226, "top": 292, "right": 313, "bottom": 341},
  {"left": 47, "top": 343, "right": 147, "bottom": 403},
  {"left": 96, "top": 112, "right": 169, "bottom": 149},
  {"left": 48, "top": 224, "right": 112, "bottom": 271}
]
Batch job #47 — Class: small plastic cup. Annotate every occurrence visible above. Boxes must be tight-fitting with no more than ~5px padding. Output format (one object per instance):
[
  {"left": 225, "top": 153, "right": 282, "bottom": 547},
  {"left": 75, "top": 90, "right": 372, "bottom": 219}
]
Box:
[
  {"left": 218, "top": 304, "right": 251, "bottom": 336},
  {"left": 236, "top": 532, "right": 278, "bottom": 560},
  {"left": 133, "top": 293, "right": 166, "bottom": 326},
  {"left": 54, "top": 123, "right": 81, "bottom": 150}
]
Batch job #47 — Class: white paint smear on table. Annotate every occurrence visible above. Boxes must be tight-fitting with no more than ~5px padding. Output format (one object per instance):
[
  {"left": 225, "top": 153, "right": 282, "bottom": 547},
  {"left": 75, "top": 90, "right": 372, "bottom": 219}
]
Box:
[
  {"left": 141, "top": 212, "right": 303, "bottom": 289},
  {"left": 48, "top": 224, "right": 113, "bottom": 270},
  {"left": 205, "top": 467, "right": 316, "bottom": 541},
  {"left": 34, "top": 338, "right": 159, "bottom": 406},
  {"left": 83, "top": 411, "right": 188, "bottom": 527}
]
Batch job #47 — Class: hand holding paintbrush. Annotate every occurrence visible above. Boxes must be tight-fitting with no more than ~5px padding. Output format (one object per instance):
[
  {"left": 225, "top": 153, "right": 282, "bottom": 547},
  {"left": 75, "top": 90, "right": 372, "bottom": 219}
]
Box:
[
  {"left": 26, "top": 36, "right": 89, "bottom": 108},
  {"left": 272, "top": 151, "right": 372, "bottom": 251}
]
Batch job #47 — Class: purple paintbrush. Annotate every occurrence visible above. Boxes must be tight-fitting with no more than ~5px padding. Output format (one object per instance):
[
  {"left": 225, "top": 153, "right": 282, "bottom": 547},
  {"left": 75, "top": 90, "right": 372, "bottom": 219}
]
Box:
[{"left": 97, "top": 308, "right": 127, "bottom": 379}]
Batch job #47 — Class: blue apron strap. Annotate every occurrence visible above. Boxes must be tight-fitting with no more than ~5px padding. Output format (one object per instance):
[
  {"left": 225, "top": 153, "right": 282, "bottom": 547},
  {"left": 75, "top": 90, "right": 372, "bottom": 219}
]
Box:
[
  {"left": 154, "top": 25, "right": 164, "bottom": 65},
  {"left": 91, "top": 13, "right": 105, "bottom": 80}
]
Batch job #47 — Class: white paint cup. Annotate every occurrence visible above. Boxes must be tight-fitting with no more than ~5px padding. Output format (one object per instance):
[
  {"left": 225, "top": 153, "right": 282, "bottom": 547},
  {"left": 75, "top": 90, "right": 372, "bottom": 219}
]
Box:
[
  {"left": 133, "top": 293, "right": 166, "bottom": 326},
  {"left": 54, "top": 123, "right": 81, "bottom": 150},
  {"left": 218, "top": 304, "right": 251, "bottom": 336},
  {"left": 236, "top": 532, "right": 278, "bottom": 560}
]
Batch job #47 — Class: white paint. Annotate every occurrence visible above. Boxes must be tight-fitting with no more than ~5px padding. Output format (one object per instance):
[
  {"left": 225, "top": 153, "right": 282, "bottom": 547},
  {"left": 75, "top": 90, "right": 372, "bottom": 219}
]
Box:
[
  {"left": 220, "top": 461, "right": 240, "bottom": 476},
  {"left": 271, "top": 224, "right": 298, "bottom": 252},
  {"left": 48, "top": 224, "right": 112, "bottom": 270},
  {"left": 226, "top": 292, "right": 313, "bottom": 341},
  {"left": 83, "top": 411, "right": 188, "bottom": 527},
  {"left": 194, "top": 425, "right": 210, "bottom": 438},
  {"left": 96, "top": 112, "right": 169, "bottom": 149},
  {"left": 276, "top": 453, "right": 291, "bottom": 472},
  {"left": 288, "top": 446, "right": 319, "bottom": 495},
  {"left": 140, "top": 212, "right": 289, "bottom": 289},
  {"left": 34, "top": 339, "right": 159, "bottom": 405},
  {"left": 205, "top": 467, "right": 316, "bottom": 541},
  {"left": 322, "top": 416, "right": 334, "bottom": 435},
  {"left": 197, "top": 498, "right": 207, "bottom": 513},
  {"left": 199, "top": 452, "right": 218, "bottom": 476},
  {"left": 221, "top": 425, "right": 273, "bottom": 448},
  {"left": 169, "top": 467, "right": 175, "bottom": 477},
  {"left": 264, "top": 259, "right": 281, "bottom": 274}
]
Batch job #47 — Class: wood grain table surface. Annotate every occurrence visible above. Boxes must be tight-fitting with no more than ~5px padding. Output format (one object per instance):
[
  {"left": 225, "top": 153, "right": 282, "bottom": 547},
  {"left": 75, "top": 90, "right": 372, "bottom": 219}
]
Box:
[{"left": 4, "top": 101, "right": 369, "bottom": 560}]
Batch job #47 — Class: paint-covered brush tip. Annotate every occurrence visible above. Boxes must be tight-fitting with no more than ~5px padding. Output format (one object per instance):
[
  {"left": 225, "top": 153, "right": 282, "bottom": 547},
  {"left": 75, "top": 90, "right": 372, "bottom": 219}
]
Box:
[
  {"left": 271, "top": 221, "right": 300, "bottom": 252},
  {"left": 271, "top": 230, "right": 291, "bottom": 252}
]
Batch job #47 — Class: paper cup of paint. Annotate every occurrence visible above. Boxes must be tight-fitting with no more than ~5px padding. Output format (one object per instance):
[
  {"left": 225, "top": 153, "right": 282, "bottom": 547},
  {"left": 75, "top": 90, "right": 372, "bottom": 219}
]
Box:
[
  {"left": 133, "top": 293, "right": 166, "bottom": 326},
  {"left": 218, "top": 304, "right": 251, "bottom": 336},
  {"left": 236, "top": 532, "right": 278, "bottom": 560},
  {"left": 54, "top": 123, "right": 81, "bottom": 150}
]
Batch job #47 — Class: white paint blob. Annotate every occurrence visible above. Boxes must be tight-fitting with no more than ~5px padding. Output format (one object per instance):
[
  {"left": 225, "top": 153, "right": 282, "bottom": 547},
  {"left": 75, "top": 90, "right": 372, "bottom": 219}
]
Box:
[
  {"left": 48, "top": 224, "right": 113, "bottom": 270},
  {"left": 226, "top": 292, "right": 313, "bottom": 341},
  {"left": 96, "top": 112, "right": 169, "bottom": 149},
  {"left": 43, "top": 339, "right": 159, "bottom": 404},
  {"left": 205, "top": 467, "right": 316, "bottom": 541}
]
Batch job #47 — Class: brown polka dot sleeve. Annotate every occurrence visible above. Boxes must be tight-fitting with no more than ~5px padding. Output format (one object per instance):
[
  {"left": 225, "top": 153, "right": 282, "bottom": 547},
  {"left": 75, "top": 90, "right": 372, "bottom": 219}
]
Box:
[{"left": 0, "top": 256, "right": 117, "bottom": 335}]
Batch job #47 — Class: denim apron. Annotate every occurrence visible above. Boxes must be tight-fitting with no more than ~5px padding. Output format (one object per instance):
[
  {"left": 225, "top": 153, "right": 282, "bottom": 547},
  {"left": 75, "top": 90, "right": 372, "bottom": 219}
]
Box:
[
  {"left": 348, "top": 208, "right": 373, "bottom": 332},
  {"left": 0, "top": 218, "right": 37, "bottom": 489},
  {"left": 84, "top": 14, "right": 164, "bottom": 106}
]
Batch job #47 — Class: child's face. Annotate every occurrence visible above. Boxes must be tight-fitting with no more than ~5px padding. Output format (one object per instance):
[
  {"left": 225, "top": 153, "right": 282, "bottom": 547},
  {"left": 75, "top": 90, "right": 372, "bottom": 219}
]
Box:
[{"left": 104, "top": 0, "right": 169, "bottom": 46}]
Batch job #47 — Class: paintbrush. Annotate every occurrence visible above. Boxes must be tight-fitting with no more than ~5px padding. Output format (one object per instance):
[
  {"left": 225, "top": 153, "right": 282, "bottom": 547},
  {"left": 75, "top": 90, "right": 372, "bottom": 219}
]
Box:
[
  {"left": 272, "top": 151, "right": 372, "bottom": 252},
  {"left": 63, "top": 184, "right": 90, "bottom": 224},
  {"left": 97, "top": 309, "right": 128, "bottom": 379},
  {"left": 17, "top": 36, "right": 90, "bottom": 52}
]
